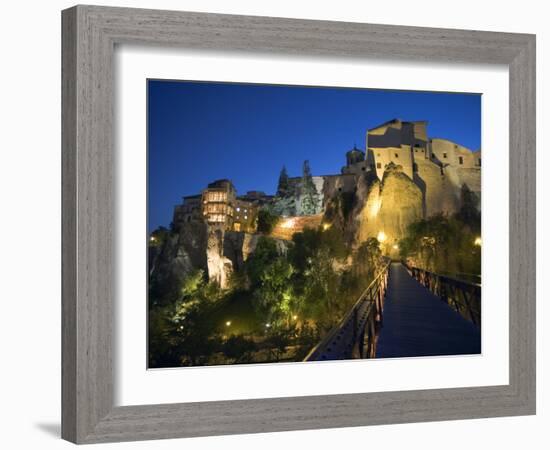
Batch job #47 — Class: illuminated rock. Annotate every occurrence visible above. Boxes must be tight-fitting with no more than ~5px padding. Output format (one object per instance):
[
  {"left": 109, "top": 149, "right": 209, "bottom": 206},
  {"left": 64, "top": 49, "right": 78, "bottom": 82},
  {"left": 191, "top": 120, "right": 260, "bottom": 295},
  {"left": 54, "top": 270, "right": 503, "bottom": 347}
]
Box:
[
  {"left": 354, "top": 164, "right": 422, "bottom": 247},
  {"left": 206, "top": 226, "right": 233, "bottom": 289}
]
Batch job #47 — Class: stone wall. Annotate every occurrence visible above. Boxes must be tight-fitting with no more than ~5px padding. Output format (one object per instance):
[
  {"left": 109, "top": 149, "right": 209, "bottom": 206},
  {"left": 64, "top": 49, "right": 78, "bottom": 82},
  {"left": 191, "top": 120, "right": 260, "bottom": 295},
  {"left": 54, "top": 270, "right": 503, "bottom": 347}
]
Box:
[
  {"left": 415, "top": 157, "right": 460, "bottom": 217},
  {"left": 430, "top": 138, "right": 480, "bottom": 168},
  {"left": 370, "top": 145, "right": 414, "bottom": 180},
  {"left": 269, "top": 214, "right": 324, "bottom": 241}
]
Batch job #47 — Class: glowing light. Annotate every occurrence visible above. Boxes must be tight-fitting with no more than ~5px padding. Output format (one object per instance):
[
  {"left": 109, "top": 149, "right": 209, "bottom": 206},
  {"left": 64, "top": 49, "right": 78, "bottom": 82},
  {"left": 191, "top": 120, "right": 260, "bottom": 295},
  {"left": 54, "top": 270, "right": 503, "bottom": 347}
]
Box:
[
  {"left": 377, "top": 231, "right": 387, "bottom": 243},
  {"left": 225, "top": 321, "right": 231, "bottom": 327},
  {"left": 149, "top": 236, "right": 156, "bottom": 242},
  {"left": 322, "top": 223, "right": 331, "bottom": 231},
  {"left": 281, "top": 218, "right": 295, "bottom": 229},
  {"left": 369, "top": 199, "right": 381, "bottom": 218},
  {"left": 474, "top": 237, "right": 482, "bottom": 247},
  {"left": 392, "top": 244, "right": 399, "bottom": 250},
  {"left": 292, "top": 315, "right": 298, "bottom": 320},
  {"left": 265, "top": 323, "right": 271, "bottom": 328}
]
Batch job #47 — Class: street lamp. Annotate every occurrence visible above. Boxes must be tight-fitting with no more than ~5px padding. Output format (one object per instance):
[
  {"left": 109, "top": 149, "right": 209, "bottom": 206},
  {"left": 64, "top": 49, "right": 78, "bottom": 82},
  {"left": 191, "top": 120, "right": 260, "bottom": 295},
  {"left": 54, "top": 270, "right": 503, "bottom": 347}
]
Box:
[
  {"left": 225, "top": 321, "right": 231, "bottom": 327},
  {"left": 474, "top": 237, "right": 482, "bottom": 247}
]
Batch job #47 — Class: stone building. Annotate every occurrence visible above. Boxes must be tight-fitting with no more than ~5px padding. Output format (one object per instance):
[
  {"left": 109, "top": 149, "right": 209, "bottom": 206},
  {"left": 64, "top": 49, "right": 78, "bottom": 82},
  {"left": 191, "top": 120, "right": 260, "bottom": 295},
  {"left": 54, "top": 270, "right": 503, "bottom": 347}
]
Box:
[
  {"left": 172, "top": 180, "right": 261, "bottom": 234},
  {"left": 172, "top": 194, "right": 201, "bottom": 229},
  {"left": 201, "top": 179, "right": 237, "bottom": 228},
  {"left": 366, "top": 119, "right": 428, "bottom": 180}
]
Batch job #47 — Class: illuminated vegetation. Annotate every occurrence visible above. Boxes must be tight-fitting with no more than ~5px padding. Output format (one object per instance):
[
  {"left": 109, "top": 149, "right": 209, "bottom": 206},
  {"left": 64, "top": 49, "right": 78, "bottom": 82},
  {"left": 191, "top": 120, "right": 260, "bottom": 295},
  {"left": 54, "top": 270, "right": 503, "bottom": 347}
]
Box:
[{"left": 148, "top": 226, "right": 382, "bottom": 367}]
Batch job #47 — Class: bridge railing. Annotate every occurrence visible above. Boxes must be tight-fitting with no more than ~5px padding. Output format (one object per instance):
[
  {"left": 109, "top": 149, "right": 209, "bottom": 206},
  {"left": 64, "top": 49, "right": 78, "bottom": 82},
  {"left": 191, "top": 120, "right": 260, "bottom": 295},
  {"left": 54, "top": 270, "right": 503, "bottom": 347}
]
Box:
[
  {"left": 303, "top": 259, "right": 391, "bottom": 362},
  {"left": 406, "top": 265, "right": 481, "bottom": 328}
]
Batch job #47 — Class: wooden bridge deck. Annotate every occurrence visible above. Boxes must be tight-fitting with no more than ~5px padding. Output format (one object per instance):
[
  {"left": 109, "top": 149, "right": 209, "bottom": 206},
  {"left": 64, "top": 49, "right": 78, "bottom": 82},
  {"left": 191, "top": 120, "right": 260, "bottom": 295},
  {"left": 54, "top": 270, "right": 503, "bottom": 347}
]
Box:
[{"left": 376, "top": 263, "right": 481, "bottom": 358}]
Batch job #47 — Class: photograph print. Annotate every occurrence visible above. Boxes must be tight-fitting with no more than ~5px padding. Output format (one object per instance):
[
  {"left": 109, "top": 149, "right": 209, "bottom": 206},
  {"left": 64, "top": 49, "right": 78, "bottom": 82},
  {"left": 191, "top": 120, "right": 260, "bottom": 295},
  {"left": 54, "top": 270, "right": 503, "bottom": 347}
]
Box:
[{"left": 147, "top": 80, "right": 482, "bottom": 368}]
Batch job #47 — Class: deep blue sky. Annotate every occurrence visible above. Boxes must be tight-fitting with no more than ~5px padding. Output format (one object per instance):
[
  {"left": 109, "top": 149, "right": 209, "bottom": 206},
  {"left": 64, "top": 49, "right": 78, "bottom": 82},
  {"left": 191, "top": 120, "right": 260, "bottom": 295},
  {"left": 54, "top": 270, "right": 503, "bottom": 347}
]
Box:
[{"left": 148, "top": 80, "right": 481, "bottom": 232}]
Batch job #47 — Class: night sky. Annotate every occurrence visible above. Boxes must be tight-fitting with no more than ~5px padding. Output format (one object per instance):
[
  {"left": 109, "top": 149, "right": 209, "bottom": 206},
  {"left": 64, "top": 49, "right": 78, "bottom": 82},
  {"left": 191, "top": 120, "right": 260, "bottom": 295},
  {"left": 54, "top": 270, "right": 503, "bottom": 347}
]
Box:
[{"left": 148, "top": 80, "right": 481, "bottom": 232}]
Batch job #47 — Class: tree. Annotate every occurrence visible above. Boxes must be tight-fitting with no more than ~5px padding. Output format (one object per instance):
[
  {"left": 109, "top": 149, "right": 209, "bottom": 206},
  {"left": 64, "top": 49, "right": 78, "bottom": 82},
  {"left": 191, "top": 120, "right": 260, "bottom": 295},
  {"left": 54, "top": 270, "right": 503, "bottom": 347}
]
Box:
[
  {"left": 456, "top": 184, "right": 480, "bottom": 231},
  {"left": 257, "top": 208, "right": 280, "bottom": 234},
  {"left": 300, "top": 160, "right": 321, "bottom": 215},
  {"left": 398, "top": 214, "right": 480, "bottom": 277},
  {"left": 355, "top": 238, "right": 381, "bottom": 278},
  {"left": 253, "top": 257, "right": 295, "bottom": 326},
  {"left": 222, "top": 335, "right": 257, "bottom": 363},
  {"left": 245, "top": 236, "right": 280, "bottom": 287},
  {"left": 276, "top": 165, "right": 291, "bottom": 197}
]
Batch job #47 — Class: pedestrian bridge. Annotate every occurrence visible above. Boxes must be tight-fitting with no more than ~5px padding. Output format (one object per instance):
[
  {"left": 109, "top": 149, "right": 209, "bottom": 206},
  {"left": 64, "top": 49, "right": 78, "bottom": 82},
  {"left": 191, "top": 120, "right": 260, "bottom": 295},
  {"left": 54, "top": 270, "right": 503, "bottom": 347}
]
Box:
[{"left": 304, "top": 261, "right": 481, "bottom": 361}]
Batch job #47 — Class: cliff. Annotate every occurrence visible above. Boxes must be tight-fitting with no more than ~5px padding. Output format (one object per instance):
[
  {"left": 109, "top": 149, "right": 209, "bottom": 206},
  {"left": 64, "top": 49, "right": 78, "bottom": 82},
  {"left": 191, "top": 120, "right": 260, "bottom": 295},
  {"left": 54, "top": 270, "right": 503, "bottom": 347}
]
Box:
[{"left": 353, "top": 164, "right": 423, "bottom": 247}]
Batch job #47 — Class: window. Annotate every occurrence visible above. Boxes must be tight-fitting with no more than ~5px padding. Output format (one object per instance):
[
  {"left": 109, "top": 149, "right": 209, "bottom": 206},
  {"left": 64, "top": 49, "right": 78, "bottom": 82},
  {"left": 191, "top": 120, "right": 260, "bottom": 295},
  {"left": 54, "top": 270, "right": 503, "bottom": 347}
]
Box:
[
  {"left": 207, "top": 191, "right": 226, "bottom": 202},
  {"left": 361, "top": 166, "right": 366, "bottom": 171},
  {"left": 443, "top": 152, "right": 447, "bottom": 158},
  {"left": 208, "top": 214, "right": 225, "bottom": 223},
  {"left": 376, "top": 162, "right": 382, "bottom": 169},
  {"left": 394, "top": 153, "right": 399, "bottom": 158},
  {"left": 234, "top": 223, "right": 241, "bottom": 232},
  {"left": 459, "top": 156, "right": 464, "bottom": 165}
]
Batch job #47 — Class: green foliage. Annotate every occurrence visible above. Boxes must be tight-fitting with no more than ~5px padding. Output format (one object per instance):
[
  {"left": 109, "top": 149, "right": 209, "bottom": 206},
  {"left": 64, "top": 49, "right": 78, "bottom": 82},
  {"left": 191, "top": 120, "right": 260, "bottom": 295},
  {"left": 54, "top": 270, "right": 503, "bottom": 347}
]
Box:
[
  {"left": 150, "top": 218, "right": 378, "bottom": 366},
  {"left": 270, "top": 195, "right": 297, "bottom": 216},
  {"left": 149, "top": 226, "right": 170, "bottom": 247},
  {"left": 277, "top": 165, "right": 291, "bottom": 198},
  {"left": 257, "top": 208, "right": 280, "bottom": 234},
  {"left": 399, "top": 213, "right": 481, "bottom": 277},
  {"left": 222, "top": 335, "right": 258, "bottom": 363},
  {"left": 355, "top": 238, "right": 381, "bottom": 278},
  {"left": 148, "top": 270, "right": 224, "bottom": 367},
  {"left": 253, "top": 257, "right": 295, "bottom": 325},
  {"left": 180, "top": 269, "right": 205, "bottom": 297},
  {"left": 300, "top": 160, "right": 321, "bottom": 215},
  {"left": 456, "top": 184, "right": 481, "bottom": 231},
  {"left": 245, "top": 236, "right": 280, "bottom": 287}
]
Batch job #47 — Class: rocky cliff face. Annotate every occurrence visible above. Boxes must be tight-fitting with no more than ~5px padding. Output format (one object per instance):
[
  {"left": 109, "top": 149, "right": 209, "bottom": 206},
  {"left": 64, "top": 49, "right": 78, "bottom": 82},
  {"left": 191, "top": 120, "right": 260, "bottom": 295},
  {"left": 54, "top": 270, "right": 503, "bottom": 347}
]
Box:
[
  {"left": 206, "top": 226, "right": 234, "bottom": 289},
  {"left": 150, "top": 222, "right": 289, "bottom": 296},
  {"left": 149, "top": 221, "right": 208, "bottom": 303},
  {"left": 223, "top": 232, "right": 260, "bottom": 271},
  {"left": 353, "top": 164, "right": 423, "bottom": 246},
  {"left": 415, "top": 158, "right": 460, "bottom": 217}
]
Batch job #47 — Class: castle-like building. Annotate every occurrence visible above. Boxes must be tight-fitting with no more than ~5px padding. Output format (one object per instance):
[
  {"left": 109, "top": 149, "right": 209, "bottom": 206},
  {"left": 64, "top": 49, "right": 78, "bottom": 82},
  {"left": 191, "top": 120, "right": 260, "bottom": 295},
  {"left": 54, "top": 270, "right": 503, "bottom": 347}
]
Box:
[{"left": 172, "top": 118, "right": 481, "bottom": 234}]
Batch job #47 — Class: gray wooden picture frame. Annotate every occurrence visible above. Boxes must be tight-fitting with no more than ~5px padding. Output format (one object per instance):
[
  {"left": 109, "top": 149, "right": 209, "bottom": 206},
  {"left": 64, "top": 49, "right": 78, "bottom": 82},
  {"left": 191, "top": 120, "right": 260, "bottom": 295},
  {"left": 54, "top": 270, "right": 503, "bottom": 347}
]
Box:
[{"left": 61, "top": 5, "right": 536, "bottom": 444}]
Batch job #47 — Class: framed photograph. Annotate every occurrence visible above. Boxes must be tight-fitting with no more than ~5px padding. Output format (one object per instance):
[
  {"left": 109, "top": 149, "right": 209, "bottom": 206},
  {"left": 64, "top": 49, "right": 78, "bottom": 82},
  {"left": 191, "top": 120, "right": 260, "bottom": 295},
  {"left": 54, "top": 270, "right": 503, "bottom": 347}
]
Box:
[{"left": 62, "top": 5, "right": 536, "bottom": 444}]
